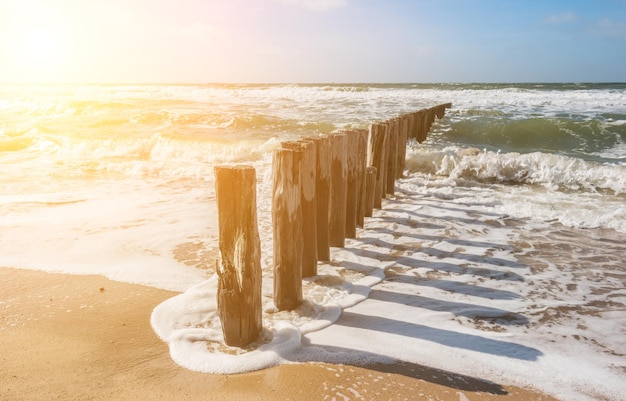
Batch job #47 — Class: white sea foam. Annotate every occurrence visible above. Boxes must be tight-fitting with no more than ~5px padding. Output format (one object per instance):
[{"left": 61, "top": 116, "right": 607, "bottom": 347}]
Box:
[
  {"left": 593, "top": 141, "right": 626, "bottom": 162},
  {"left": 151, "top": 180, "right": 626, "bottom": 401},
  {"left": 403, "top": 146, "right": 626, "bottom": 232},
  {"left": 0, "top": 181, "right": 213, "bottom": 291}
]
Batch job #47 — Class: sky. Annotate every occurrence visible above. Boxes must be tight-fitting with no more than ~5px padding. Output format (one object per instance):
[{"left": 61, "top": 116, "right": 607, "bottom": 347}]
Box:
[{"left": 0, "top": 0, "right": 625, "bottom": 84}]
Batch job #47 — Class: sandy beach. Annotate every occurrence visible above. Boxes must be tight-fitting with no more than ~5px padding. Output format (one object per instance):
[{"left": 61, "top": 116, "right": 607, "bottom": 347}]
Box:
[{"left": 0, "top": 267, "right": 560, "bottom": 401}]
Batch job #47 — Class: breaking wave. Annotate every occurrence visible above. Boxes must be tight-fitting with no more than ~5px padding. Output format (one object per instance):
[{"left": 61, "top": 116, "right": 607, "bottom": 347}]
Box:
[{"left": 406, "top": 146, "right": 626, "bottom": 195}]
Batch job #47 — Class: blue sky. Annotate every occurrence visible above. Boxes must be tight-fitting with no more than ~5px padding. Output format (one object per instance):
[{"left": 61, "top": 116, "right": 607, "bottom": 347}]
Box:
[{"left": 1, "top": 0, "right": 625, "bottom": 83}]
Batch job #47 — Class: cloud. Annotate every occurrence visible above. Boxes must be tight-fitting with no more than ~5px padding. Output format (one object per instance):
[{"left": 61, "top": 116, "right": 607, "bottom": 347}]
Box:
[
  {"left": 545, "top": 11, "right": 577, "bottom": 24},
  {"left": 595, "top": 18, "right": 626, "bottom": 38},
  {"left": 275, "top": 0, "right": 348, "bottom": 12}
]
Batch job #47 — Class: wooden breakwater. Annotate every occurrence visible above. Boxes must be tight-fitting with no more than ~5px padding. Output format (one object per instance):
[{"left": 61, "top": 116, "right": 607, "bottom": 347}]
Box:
[{"left": 215, "top": 103, "right": 451, "bottom": 346}]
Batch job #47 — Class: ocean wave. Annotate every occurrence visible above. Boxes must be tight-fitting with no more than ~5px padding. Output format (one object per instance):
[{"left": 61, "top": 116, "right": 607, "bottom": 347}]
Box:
[
  {"left": 592, "top": 142, "right": 626, "bottom": 162},
  {"left": 0, "top": 129, "right": 280, "bottom": 181},
  {"left": 405, "top": 147, "right": 626, "bottom": 195},
  {"left": 435, "top": 114, "right": 626, "bottom": 162},
  {"left": 319, "top": 84, "right": 371, "bottom": 92},
  {"left": 0, "top": 128, "right": 64, "bottom": 154},
  {"left": 0, "top": 134, "right": 33, "bottom": 152},
  {"left": 403, "top": 146, "right": 626, "bottom": 232}
]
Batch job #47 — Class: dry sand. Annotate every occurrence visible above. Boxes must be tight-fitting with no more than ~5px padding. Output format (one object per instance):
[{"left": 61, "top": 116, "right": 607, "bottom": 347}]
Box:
[{"left": 0, "top": 267, "right": 560, "bottom": 401}]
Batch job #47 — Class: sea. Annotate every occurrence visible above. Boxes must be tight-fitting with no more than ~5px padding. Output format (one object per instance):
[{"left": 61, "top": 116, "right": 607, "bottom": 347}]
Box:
[{"left": 1, "top": 83, "right": 625, "bottom": 400}]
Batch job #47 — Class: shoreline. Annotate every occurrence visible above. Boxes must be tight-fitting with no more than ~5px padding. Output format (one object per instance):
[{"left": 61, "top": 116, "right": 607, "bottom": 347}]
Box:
[{"left": 1, "top": 267, "right": 560, "bottom": 401}]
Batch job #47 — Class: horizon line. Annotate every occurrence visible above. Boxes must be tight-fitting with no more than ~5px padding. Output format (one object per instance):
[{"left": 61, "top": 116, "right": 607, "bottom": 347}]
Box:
[{"left": 1, "top": 81, "right": 625, "bottom": 86}]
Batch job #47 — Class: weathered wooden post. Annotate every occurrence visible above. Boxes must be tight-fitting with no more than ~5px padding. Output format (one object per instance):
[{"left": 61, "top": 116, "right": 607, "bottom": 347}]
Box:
[
  {"left": 421, "top": 108, "right": 435, "bottom": 142},
  {"left": 328, "top": 133, "right": 347, "bottom": 247},
  {"left": 282, "top": 140, "right": 317, "bottom": 278},
  {"left": 367, "top": 123, "right": 387, "bottom": 209},
  {"left": 312, "top": 135, "right": 331, "bottom": 262},
  {"left": 385, "top": 118, "right": 398, "bottom": 195},
  {"left": 364, "top": 166, "right": 377, "bottom": 217},
  {"left": 414, "top": 110, "right": 424, "bottom": 143},
  {"left": 345, "top": 130, "right": 360, "bottom": 239},
  {"left": 428, "top": 107, "right": 434, "bottom": 134},
  {"left": 214, "top": 165, "right": 262, "bottom": 347},
  {"left": 396, "top": 115, "right": 408, "bottom": 178},
  {"left": 435, "top": 104, "right": 444, "bottom": 119},
  {"left": 408, "top": 112, "right": 417, "bottom": 140},
  {"left": 272, "top": 148, "right": 303, "bottom": 311},
  {"left": 355, "top": 129, "right": 368, "bottom": 228},
  {"left": 436, "top": 103, "right": 452, "bottom": 119}
]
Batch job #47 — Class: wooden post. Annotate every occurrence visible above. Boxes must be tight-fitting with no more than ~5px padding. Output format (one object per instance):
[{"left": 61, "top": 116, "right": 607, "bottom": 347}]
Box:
[
  {"left": 413, "top": 111, "right": 422, "bottom": 143},
  {"left": 355, "top": 129, "right": 368, "bottom": 228},
  {"left": 328, "top": 133, "right": 347, "bottom": 247},
  {"left": 214, "top": 165, "right": 262, "bottom": 347},
  {"left": 367, "top": 123, "right": 387, "bottom": 209},
  {"left": 311, "top": 135, "right": 331, "bottom": 262},
  {"left": 345, "top": 130, "right": 359, "bottom": 239},
  {"left": 397, "top": 116, "right": 408, "bottom": 178},
  {"left": 385, "top": 119, "right": 398, "bottom": 195},
  {"left": 422, "top": 108, "right": 435, "bottom": 141},
  {"left": 408, "top": 112, "right": 417, "bottom": 140},
  {"left": 364, "top": 166, "right": 377, "bottom": 217},
  {"left": 435, "top": 104, "right": 444, "bottom": 119},
  {"left": 379, "top": 124, "right": 388, "bottom": 203},
  {"left": 282, "top": 140, "right": 317, "bottom": 278},
  {"left": 272, "top": 148, "right": 303, "bottom": 311}
]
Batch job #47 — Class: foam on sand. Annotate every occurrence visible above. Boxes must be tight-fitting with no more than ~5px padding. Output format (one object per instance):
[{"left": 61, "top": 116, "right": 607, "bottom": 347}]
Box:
[{"left": 151, "top": 177, "right": 626, "bottom": 401}]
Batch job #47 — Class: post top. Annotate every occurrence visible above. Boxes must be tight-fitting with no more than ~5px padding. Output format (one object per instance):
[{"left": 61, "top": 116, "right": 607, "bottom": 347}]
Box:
[{"left": 214, "top": 164, "right": 255, "bottom": 171}]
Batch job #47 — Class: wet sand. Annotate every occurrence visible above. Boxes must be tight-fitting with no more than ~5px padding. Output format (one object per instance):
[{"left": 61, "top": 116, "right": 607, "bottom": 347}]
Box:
[{"left": 0, "top": 267, "right": 560, "bottom": 401}]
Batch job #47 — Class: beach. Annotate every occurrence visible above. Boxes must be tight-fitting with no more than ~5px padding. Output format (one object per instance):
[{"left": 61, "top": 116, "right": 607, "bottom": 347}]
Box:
[
  {"left": 1, "top": 83, "right": 624, "bottom": 401},
  {"left": 1, "top": 267, "right": 561, "bottom": 401}
]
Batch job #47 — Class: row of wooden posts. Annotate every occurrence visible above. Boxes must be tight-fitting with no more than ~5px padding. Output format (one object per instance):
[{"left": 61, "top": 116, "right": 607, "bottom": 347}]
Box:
[{"left": 214, "top": 103, "right": 452, "bottom": 347}]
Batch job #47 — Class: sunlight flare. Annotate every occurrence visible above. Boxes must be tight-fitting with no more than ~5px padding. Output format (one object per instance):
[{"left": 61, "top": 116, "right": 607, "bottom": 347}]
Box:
[{"left": 1, "top": 1, "right": 73, "bottom": 82}]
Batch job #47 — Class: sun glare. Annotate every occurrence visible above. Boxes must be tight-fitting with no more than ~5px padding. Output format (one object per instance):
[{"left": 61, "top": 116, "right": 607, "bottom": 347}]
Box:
[
  {"left": 1, "top": 1, "right": 73, "bottom": 83},
  {"left": 16, "top": 28, "right": 63, "bottom": 65}
]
